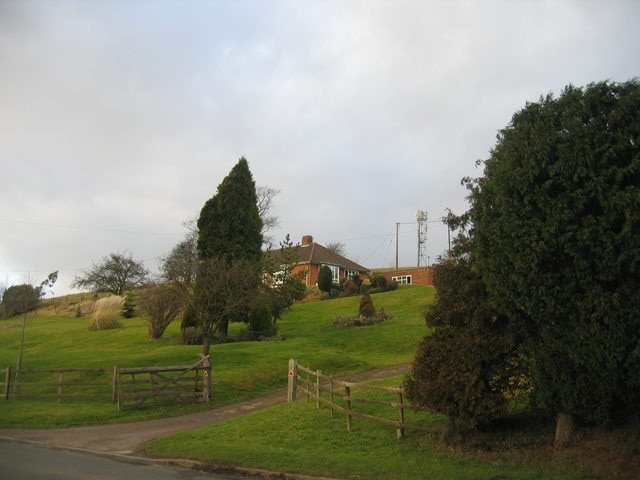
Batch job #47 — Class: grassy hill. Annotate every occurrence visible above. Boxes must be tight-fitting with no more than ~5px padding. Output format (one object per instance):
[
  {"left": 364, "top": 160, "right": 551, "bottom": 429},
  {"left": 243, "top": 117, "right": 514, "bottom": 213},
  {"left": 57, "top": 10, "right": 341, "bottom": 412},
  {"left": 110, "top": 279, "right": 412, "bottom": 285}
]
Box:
[{"left": 0, "top": 285, "right": 434, "bottom": 427}]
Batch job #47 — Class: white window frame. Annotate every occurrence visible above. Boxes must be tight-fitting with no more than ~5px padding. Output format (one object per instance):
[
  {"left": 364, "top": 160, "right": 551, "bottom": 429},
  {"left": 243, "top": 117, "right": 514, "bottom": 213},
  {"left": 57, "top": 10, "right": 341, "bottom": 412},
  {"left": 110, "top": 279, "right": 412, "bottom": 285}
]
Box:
[
  {"left": 391, "top": 274, "right": 412, "bottom": 285},
  {"left": 323, "top": 264, "right": 340, "bottom": 284}
]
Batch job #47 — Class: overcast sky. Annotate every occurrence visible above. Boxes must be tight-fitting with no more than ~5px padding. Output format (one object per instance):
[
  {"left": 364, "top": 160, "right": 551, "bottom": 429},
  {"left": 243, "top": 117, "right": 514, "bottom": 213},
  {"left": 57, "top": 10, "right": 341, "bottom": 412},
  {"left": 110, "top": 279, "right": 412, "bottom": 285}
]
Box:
[{"left": 1, "top": 0, "right": 638, "bottom": 296}]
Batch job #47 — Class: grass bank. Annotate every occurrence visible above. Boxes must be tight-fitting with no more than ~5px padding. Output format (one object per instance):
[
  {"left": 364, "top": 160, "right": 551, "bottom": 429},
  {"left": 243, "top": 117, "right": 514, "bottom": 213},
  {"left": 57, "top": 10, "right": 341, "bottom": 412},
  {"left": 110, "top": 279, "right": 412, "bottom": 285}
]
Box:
[
  {"left": 143, "top": 376, "right": 602, "bottom": 480},
  {"left": 0, "top": 286, "right": 433, "bottom": 427}
]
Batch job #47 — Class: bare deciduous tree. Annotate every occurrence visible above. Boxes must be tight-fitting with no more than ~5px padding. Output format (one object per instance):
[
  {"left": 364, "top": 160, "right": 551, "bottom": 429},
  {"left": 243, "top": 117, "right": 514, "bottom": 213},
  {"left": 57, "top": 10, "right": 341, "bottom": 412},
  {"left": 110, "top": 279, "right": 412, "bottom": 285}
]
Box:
[
  {"left": 72, "top": 252, "right": 149, "bottom": 295},
  {"left": 256, "top": 185, "right": 280, "bottom": 246},
  {"left": 137, "top": 284, "right": 183, "bottom": 339}
]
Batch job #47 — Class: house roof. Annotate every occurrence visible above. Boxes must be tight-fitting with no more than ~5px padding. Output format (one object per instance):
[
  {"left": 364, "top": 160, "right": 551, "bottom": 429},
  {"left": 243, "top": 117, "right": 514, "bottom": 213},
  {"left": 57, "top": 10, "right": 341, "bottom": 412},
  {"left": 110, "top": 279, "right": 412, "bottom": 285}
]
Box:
[
  {"left": 297, "top": 242, "right": 369, "bottom": 272},
  {"left": 266, "top": 235, "right": 369, "bottom": 273}
]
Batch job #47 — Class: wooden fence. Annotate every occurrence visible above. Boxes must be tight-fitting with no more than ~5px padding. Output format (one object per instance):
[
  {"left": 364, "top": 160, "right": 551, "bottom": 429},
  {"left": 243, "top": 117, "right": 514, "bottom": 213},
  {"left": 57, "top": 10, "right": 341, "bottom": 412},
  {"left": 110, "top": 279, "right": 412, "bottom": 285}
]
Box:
[
  {"left": 3, "top": 366, "right": 111, "bottom": 402},
  {"left": 2, "top": 355, "right": 211, "bottom": 411},
  {"left": 287, "top": 359, "right": 441, "bottom": 439}
]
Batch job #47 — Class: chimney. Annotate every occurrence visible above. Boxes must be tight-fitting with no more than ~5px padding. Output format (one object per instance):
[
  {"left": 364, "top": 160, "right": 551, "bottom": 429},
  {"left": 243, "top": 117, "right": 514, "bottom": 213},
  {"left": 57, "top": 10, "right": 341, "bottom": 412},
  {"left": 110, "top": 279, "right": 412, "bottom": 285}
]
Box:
[{"left": 301, "top": 235, "right": 313, "bottom": 246}]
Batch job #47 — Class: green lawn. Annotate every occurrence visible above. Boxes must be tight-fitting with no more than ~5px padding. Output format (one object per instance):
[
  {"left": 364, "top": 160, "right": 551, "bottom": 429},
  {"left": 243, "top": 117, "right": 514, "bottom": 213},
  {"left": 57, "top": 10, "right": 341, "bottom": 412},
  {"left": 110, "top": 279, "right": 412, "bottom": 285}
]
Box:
[
  {"left": 0, "top": 285, "right": 433, "bottom": 427},
  {"left": 143, "top": 377, "right": 586, "bottom": 480}
]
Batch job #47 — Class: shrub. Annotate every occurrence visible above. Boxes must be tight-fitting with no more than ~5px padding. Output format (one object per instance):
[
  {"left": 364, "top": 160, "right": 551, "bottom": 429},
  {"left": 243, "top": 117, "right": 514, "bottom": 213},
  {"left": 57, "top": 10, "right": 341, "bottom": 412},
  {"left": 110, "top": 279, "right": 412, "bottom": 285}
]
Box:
[
  {"left": 333, "top": 310, "right": 390, "bottom": 327},
  {"left": 181, "top": 303, "right": 198, "bottom": 330},
  {"left": 137, "top": 284, "right": 183, "bottom": 339},
  {"left": 249, "top": 303, "right": 276, "bottom": 338},
  {"left": 342, "top": 278, "right": 360, "bottom": 296},
  {"left": 317, "top": 266, "right": 334, "bottom": 295},
  {"left": 89, "top": 296, "right": 123, "bottom": 330},
  {"left": 181, "top": 326, "right": 203, "bottom": 345},
  {"left": 2, "top": 284, "right": 39, "bottom": 317},
  {"left": 121, "top": 293, "right": 136, "bottom": 318},
  {"left": 359, "top": 293, "right": 376, "bottom": 317},
  {"left": 371, "top": 275, "right": 387, "bottom": 289}
]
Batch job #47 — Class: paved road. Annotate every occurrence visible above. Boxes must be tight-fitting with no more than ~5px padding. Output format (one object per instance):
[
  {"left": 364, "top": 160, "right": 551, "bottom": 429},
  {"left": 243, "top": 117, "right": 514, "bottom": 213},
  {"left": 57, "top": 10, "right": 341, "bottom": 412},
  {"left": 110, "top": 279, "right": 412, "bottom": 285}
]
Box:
[{"left": 0, "top": 442, "right": 245, "bottom": 480}]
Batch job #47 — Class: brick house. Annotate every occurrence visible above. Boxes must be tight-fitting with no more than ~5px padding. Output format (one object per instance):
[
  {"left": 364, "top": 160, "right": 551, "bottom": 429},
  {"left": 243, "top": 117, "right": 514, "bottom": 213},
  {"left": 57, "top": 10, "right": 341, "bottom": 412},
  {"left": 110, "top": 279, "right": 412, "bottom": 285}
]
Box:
[
  {"left": 370, "top": 266, "right": 434, "bottom": 286},
  {"left": 269, "top": 235, "right": 370, "bottom": 287}
]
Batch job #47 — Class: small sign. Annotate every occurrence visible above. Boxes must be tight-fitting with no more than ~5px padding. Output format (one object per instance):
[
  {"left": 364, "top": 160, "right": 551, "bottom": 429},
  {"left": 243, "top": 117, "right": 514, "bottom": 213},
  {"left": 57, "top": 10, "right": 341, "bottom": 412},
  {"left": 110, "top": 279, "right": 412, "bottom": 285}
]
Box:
[
  {"left": 203, "top": 370, "right": 209, "bottom": 377},
  {"left": 288, "top": 370, "right": 294, "bottom": 377}
]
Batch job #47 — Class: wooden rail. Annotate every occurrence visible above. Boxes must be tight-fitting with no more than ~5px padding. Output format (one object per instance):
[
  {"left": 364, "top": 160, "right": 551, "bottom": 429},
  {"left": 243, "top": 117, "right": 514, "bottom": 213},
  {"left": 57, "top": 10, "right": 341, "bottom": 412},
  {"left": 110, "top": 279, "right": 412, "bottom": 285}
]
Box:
[
  {"left": 288, "top": 359, "right": 441, "bottom": 439},
  {"left": 1, "top": 355, "right": 211, "bottom": 411},
  {"left": 2, "top": 367, "right": 111, "bottom": 402}
]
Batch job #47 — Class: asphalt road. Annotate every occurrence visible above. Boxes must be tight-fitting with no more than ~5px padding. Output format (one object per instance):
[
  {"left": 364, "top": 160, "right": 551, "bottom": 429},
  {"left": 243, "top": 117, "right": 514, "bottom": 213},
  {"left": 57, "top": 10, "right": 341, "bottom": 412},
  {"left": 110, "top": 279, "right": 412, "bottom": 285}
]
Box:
[{"left": 0, "top": 442, "right": 245, "bottom": 480}]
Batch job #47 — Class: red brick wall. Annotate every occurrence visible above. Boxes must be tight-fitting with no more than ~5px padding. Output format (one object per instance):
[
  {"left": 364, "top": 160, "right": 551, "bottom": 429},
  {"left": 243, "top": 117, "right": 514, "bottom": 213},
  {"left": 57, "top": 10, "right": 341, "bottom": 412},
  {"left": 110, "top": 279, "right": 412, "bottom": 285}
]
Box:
[{"left": 374, "top": 267, "right": 434, "bottom": 286}]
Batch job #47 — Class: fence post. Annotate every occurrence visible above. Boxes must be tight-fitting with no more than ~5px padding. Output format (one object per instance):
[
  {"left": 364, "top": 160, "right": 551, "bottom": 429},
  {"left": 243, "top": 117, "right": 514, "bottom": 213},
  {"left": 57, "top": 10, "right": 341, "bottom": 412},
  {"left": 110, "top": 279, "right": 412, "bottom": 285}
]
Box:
[
  {"left": 57, "top": 371, "right": 64, "bottom": 403},
  {"left": 345, "top": 385, "right": 353, "bottom": 433},
  {"left": 316, "top": 370, "right": 321, "bottom": 409},
  {"left": 3, "top": 366, "right": 10, "bottom": 400},
  {"left": 112, "top": 366, "right": 118, "bottom": 404},
  {"left": 329, "top": 376, "right": 334, "bottom": 419},
  {"left": 202, "top": 355, "right": 211, "bottom": 403},
  {"left": 287, "top": 358, "right": 297, "bottom": 402},
  {"left": 396, "top": 390, "right": 405, "bottom": 439}
]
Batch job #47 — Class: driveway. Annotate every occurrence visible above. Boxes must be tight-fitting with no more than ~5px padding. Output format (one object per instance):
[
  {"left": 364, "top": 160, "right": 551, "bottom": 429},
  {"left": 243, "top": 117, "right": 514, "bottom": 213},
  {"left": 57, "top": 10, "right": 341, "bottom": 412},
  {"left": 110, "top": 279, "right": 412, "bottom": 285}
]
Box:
[{"left": 0, "top": 364, "right": 410, "bottom": 456}]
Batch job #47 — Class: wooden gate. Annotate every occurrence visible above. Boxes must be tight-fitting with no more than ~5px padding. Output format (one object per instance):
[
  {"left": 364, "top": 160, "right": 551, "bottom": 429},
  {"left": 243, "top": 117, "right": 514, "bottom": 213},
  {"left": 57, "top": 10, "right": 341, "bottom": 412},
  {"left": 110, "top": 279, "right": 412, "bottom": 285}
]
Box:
[{"left": 115, "top": 355, "right": 211, "bottom": 411}]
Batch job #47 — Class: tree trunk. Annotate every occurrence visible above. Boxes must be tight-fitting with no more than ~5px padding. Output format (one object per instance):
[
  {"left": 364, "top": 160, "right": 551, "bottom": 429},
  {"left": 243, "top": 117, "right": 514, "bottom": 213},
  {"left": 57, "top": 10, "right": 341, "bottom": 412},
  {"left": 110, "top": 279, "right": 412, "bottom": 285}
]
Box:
[
  {"left": 554, "top": 412, "right": 576, "bottom": 448},
  {"left": 218, "top": 319, "right": 229, "bottom": 339},
  {"left": 202, "top": 337, "right": 211, "bottom": 358}
]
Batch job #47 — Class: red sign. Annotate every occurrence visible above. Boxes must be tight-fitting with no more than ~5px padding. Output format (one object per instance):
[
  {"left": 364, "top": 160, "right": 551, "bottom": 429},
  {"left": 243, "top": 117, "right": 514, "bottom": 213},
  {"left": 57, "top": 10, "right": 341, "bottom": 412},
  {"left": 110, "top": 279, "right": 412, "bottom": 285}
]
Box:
[{"left": 288, "top": 370, "right": 294, "bottom": 376}]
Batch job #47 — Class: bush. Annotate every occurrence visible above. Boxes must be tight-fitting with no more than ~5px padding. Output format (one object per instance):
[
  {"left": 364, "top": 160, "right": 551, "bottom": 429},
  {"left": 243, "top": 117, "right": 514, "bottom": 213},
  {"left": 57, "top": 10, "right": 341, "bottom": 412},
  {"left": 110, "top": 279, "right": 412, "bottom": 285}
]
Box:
[
  {"left": 137, "top": 284, "right": 183, "bottom": 339},
  {"left": 121, "top": 293, "right": 136, "bottom": 318},
  {"left": 181, "top": 303, "right": 198, "bottom": 330},
  {"left": 342, "top": 278, "right": 360, "bottom": 296},
  {"left": 317, "top": 266, "right": 334, "bottom": 295},
  {"left": 333, "top": 314, "right": 388, "bottom": 327},
  {"left": 89, "top": 296, "right": 123, "bottom": 330},
  {"left": 2, "top": 284, "right": 39, "bottom": 317},
  {"left": 371, "top": 275, "right": 387, "bottom": 289},
  {"left": 359, "top": 293, "right": 376, "bottom": 317},
  {"left": 181, "top": 326, "right": 203, "bottom": 345},
  {"left": 249, "top": 303, "right": 276, "bottom": 338}
]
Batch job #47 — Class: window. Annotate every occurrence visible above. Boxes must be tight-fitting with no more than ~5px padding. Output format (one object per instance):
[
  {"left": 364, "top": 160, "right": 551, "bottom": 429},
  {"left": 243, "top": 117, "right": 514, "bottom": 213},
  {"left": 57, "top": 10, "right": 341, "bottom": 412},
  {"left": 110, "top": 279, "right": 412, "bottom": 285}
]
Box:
[
  {"left": 345, "top": 269, "right": 359, "bottom": 280},
  {"left": 323, "top": 264, "right": 340, "bottom": 283},
  {"left": 392, "top": 275, "right": 412, "bottom": 285}
]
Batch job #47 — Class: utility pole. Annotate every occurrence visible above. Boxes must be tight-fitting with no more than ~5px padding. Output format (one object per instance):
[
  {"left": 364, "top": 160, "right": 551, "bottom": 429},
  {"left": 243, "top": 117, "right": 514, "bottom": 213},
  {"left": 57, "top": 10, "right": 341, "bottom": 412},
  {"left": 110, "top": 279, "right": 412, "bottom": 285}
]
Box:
[{"left": 395, "top": 222, "right": 399, "bottom": 270}]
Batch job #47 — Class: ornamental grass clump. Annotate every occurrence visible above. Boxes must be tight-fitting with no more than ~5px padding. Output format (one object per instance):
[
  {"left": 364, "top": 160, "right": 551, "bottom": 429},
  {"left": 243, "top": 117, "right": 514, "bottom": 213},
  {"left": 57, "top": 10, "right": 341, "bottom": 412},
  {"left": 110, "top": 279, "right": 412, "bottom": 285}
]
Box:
[{"left": 89, "top": 295, "right": 124, "bottom": 330}]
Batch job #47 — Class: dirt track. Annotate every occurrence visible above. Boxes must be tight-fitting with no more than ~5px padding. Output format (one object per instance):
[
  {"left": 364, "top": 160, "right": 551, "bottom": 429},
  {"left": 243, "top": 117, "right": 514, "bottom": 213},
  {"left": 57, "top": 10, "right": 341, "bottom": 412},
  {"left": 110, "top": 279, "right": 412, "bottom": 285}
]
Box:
[{"left": 0, "top": 364, "right": 410, "bottom": 456}]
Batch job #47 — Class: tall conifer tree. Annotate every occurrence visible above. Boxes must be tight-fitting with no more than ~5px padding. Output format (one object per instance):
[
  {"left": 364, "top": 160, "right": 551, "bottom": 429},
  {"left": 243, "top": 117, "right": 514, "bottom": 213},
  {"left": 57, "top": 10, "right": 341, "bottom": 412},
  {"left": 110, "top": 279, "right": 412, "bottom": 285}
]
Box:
[{"left": 195, "top": 157, "right": 263, "bottom": 346}]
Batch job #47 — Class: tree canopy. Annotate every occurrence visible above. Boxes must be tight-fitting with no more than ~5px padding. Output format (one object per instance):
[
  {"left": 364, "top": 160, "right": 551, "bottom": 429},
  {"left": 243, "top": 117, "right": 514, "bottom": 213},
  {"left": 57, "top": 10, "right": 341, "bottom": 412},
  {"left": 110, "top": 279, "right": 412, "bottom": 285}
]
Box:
[
  {"left": 470, "top": 80, "right": 640, "bottom": 442},
  {"left": 72, "top": 252, "right": 149, "bottom": 295},
  {"left": 197, "top": 157, "right": 263, "bottom": 264}
]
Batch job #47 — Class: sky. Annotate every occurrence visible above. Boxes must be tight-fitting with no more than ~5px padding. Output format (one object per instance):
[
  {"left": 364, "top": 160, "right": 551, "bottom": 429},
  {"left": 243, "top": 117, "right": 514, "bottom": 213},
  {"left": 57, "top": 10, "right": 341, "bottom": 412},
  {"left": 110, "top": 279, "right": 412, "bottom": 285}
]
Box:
[{"left": 1, "top": 0, "right": 639, "bottom": 297}]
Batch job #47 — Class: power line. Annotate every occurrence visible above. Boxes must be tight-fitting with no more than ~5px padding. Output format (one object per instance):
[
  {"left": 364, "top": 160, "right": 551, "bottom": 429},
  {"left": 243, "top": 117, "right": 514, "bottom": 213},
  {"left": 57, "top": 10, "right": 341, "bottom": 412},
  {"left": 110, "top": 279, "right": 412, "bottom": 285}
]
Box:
[{"left": 0, "top": 218, "right": 182, "bottom": 236}]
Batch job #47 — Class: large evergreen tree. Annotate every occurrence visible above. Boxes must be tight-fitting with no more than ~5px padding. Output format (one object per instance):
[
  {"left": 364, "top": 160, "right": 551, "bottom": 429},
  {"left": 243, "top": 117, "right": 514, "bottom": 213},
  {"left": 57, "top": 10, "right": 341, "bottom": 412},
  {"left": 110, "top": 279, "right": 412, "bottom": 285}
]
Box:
[
  {"left": 470, "top": 80, "right": 640, "bottom": 445},
  {"left": 197, "top": 157, "right": 263, "bottom": 263},
  {"left": 195, "top": 157, "right": 263, "bottom": 345}
]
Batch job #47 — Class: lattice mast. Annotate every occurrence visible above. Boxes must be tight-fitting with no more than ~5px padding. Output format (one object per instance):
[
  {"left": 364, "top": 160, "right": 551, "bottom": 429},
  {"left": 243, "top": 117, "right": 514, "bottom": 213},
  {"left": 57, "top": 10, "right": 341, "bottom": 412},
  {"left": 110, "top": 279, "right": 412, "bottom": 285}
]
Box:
[{"left": 416, "top": 210, "right": 428, "bottom": 266}]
